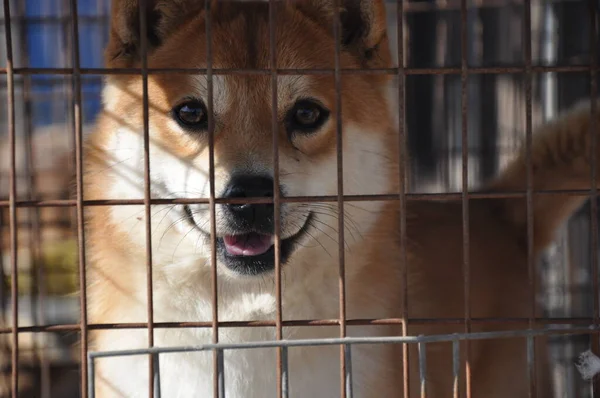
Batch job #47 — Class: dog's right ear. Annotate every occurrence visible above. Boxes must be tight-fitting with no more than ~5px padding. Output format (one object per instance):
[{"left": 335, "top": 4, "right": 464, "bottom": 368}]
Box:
[
  {"left": 295, "top": 0, "right": 389, "bottom": 67},
  {"left": 106, "top": 0, "right": 205, "bottom": 67}
]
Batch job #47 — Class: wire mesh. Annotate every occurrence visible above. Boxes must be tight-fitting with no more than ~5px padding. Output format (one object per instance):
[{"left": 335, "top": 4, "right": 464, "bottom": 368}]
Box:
[
  {"left": 0, "top": 0, "right": 597, "bottom": 397},
  {"left": 84, "top": 327, "right": 600, "bottom": 398}
]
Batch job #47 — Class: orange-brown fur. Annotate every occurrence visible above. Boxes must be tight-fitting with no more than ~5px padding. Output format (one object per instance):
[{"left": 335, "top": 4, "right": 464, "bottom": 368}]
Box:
[{"left": 84, "top": 1, "right": 598, "bottom": 397}]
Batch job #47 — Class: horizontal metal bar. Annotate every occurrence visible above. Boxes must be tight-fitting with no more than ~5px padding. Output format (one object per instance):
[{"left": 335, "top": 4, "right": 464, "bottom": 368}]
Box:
[
  {"left": 0, "top": 65, "right": 597, "bottom": 77},
  {"left": 0, "top": 188, "right": 598, "bottom": 209},
  {"left": 4, "top": 317, "right": 600, "bottom": 334},
  {"left": 88, "top": 326, "right": 600, "bottom": 359}
]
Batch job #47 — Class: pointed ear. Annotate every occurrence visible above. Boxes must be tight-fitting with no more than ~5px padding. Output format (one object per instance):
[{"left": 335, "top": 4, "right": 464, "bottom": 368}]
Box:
[
  {"left": 105, "top": 0, "right": 205, "bottom": 67},
  {"left": 296, "top": 0, "right": 389, "bottom": 65}
]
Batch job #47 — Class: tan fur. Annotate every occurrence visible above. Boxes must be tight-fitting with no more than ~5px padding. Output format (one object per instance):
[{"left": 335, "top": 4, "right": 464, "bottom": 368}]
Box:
[{"left": 84, "top": 1, "right": 599, "bottom": 396}]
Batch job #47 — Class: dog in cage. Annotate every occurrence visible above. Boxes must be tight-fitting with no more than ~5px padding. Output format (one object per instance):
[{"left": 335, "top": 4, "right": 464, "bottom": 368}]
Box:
[{"left": 83, "top": 0, "right": 599, "bottom": 397}]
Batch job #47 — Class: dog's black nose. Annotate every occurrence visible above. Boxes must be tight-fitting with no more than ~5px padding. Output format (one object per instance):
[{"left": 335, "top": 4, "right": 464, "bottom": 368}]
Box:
[{"left": 222, "top": 175, "right": 276, "bottom": 231}]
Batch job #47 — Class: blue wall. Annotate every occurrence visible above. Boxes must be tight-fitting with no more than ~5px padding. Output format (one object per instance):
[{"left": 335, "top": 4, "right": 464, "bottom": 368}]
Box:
[{"left": 23, "top": 0, "right": 109, "bottom": 127}]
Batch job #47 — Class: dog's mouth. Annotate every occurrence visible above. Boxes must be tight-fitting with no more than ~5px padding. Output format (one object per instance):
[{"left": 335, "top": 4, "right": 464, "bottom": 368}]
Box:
[
  {"left": 222, "top": 233, "right": 274, "bottom": 256},
  {"left": 183, "top": 205, "right": 313, "bottom": 275}
]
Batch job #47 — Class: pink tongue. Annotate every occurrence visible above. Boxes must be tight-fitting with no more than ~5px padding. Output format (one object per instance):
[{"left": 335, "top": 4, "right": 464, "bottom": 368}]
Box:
[{"left": 223, "top": 233, "right": 274, "bottom": 256}]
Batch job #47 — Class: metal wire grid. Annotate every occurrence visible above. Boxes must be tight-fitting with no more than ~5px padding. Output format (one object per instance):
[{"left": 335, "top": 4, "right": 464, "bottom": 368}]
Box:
[
  {"left": 85, "top": 327, "right": 600, "bottom": 398},
  {"left": 0, "top": 0, "right": 598, "bottom": 397}
]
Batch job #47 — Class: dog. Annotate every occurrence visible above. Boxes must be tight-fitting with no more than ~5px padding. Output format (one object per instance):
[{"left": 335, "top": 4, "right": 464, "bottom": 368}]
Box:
[{"left": 84, "top": 1, "right": 599, "bottom": 396}]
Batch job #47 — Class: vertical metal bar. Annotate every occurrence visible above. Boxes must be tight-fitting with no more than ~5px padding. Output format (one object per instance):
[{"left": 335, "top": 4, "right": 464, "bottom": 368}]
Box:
[
  {"left": 268, "top": 2, "right": 284, "bottom": 398},
  {"left": 217, "top": 349, "right": 225, "bottom": 398},
  {"left": 344, "top": 344, "right": 353, "bottom": 398},
  {"left": 62, "top": 0, "right": 77, "bottom": 201},
  {"left": 281, "top": 346, "right": 289, "bottom": 398},
  {"left": 2, "top": 0, "right": 18, "bottom": 396},
  {"left": 332, "top": 2, "right": 347, "bottom": 396},
  {"left": 526, "top": 334, "right": 534, "bottom": 397},
  {"left": 62, "top": 0, "right": 76, "bottom": 208},
  {"left": 453, "top": 339, "right": 460, "bottom": 398},
  {"left": 68, "top": 0, "right": 89, "bottom": 396},
  {"left": 137, "top": 1, "right": 155, "bottom": 397},
  {"left": 88, "top": 355, "right": 95, "bottom": 398},
  {"left": 17, "top": 1, "right": 50, "bottom": 395},
  {"left": 418, "top": 341, "right": 427, "bottom": 398},
  {"left": 153, "top": 353, "right": 161, "bottom": 398},
  {"left": 396, "top": 1, "right": 410, "bottom": 397},
  {"left": 459, "top": 0, "right": 471, "bottom": 397},
  {"left": 204, "top": 3, "right": 219, "bottom": 398},
  {"left": 0, "top": 204, "right": 5, "bottom": 393},
  {"left": 523, "top": 0, "right": 536, "bottom": 396},
  {"left": 588, "top": 0, "right": 599, "bottom": 395}
]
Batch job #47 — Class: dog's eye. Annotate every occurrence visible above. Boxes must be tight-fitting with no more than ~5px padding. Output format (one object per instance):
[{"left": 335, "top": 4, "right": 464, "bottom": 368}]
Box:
[
  {"left": 173, "top": 100, "right": 208, "bottom": 129},
  {"left": 286, "top": 100, "right": 329, "bottom": 134}
]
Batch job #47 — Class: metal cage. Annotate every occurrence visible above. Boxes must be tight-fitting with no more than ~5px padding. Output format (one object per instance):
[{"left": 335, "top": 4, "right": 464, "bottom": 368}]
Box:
[{"left": 0, "top": 0, "right": 599, "bottom": 397}]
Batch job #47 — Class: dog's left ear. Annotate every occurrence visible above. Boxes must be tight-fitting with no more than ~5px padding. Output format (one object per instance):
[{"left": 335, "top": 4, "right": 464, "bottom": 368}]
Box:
[
  {"left": 106, "top": 0, "right": 205, "bottom": 67},
  {"left": 296, "top": 0, "right": 389, "bottom": 65}
]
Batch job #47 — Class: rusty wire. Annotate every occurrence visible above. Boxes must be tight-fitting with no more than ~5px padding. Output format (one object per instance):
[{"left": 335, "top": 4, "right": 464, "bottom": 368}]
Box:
[
  {"left": 523, "top": 0, "right": 537, "bottom": 395},
  {"left": 2, "top": 0, "right": 18, "bottom": 396},
  {"left": 267, "top": 1, "right": 286, "bottom": 398},
  {"left": 0, "top": 1, "right": 599, "bottom": 397},
  {"left": 588, "top": 0, "right": 599, "bottom": 394},
  {"left": 396, "top": 0, "right": 411, "bottom": 396},
  {"left": 1, "top": 315, "right": 600, "bottom": 335},
  {"left": 331, "top": 1, "right": 350, "bottom": 397},
  {"left": 3, "top": 188, "right": 600, "bottom": 210},
  {"left": 66, "top": 0, "right": 90, "bottom": 395},
  {"left": 203, "top": 3, "right": 222, "bottom": 398},
  {"left": 0, "top": 65, "right": 598, "bottom": 76},
  {"left": 458, "top": 0, "right": 472, "bottom": 395}
]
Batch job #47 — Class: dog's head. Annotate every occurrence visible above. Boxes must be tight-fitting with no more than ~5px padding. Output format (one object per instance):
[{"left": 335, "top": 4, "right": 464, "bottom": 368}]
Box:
[{"left": 98, "top": 0, "right": 399, "bottom": 278}]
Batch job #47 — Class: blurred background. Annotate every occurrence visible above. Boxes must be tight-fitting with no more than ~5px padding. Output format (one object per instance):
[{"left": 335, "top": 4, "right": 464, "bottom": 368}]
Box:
[{"left": 0, "top": 0, "right": 598, "bottom": 396}]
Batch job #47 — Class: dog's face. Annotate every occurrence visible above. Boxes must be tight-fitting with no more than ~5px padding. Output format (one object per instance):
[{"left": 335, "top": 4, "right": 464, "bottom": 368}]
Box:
[{"left": 99, "top": 1, "right": 398, "bottom": 278}]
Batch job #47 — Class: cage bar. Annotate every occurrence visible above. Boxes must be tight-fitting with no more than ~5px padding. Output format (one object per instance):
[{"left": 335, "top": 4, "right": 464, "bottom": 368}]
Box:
[
  {"left": 330, "top": 3, "right": 349, "bottom": 396},
  {"left": 459, "top": 0, "right": 472, "bottom": 396},
  {"left": 1, "top": 65, "right": 599, "bottom": 77},
  {"left": 88, "top": 355, "right": 95, "bottom": 398},
  {"left": 523, "top": 0, "right": 538, "bottom": 396},
  {"left": 4, "top": 188, "right": 600, "bottom": 210},
  {"left": 395, "top": 0, "right": 410, "bottom": 396},
  {"left": 153, "top": 353, "right": 161, "bottom": 398},
  {"left": 67, "top": 0, "right": 90, "bottom": 396},
  {"left": 2, "top": 0, "right": 18, "bottom": 396},
  {"left": 588, "top": 0, "right": 599, "bottom": 395},
  {"left": 453, "top": 339, "right": 460, "bottom": 398},
  {"left": 344, "top": 344, "right": 353, "bottom": 398},
  {"left": 85, "top": 326, "right": 600, "bottom": 356},
  {"left": 281, "top": 346, "right": 289, "bottom": 398},
  {"left": 267, "top": 2, "right": 285, "bottom": 397},
  {"left": 1, "top": 1, "right": 598, "bottom": 397},
  {"left": 135, "top": 1, "right": 156, "bottom": 397},
  {"left": 216, "top": 349, "right": 224, "bottom": 398},
  {"left": 203, "top": 3, "right": 220, "bottom": 398},
  {"left": 418, "top": 341, "right": 427, "bottom": 398},
  {"left": 4, "top": 315, "right": 600, "bottom": 335}
]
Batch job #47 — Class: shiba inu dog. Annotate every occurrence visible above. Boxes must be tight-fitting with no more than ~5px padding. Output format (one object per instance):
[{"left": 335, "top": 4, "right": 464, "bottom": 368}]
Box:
[{"left": 84, "top": 0, "right": 599, "bottom": 396}]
